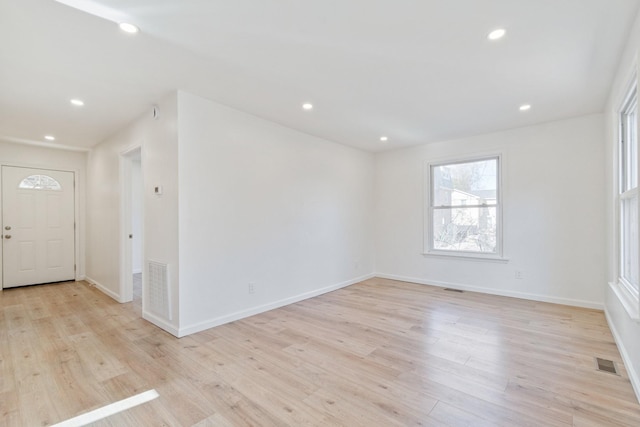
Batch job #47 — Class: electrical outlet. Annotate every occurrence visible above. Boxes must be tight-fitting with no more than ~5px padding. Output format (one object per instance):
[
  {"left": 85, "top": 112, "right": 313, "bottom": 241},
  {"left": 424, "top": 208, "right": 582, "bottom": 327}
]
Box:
[
  {"left": 354, "top": 260, "right": 360, "bottom": 270},
  {"left": 515, "top": 271, "right": 524, "bottom": 280},
  {"left": 248, "top": 282, "right": 255, "bottom": 294}
]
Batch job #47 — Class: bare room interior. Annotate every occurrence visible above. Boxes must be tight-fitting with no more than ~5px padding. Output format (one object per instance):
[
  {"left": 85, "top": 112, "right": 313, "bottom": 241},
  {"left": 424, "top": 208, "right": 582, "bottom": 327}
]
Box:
[{"left": 1, "top": 0, "right": 640, "bottom": 425}]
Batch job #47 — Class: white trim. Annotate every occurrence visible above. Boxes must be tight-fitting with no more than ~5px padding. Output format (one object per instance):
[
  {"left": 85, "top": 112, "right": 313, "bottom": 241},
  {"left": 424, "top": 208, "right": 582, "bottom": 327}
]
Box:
[
  {"left": 609, "top": 281, "right": 640, "bottom": 321},
  {"left": 73, "top": 169, "right": 82, "bottom": 282},
  {"left": 86, "top": 276, "right": 181, "bottom": 338},
  {"left": 51, "top": 389, "right": 159, "bottom": 427},
  {"left": 620, "top": 187, "right": 639, "bottom": 200},
  {"left": 143, "top": 310, "right": 179, "bottom": 337},
  {"left": 119, "top": 148, "right": 133, "bottom": 303},
  {"left": 0, "top": 135, "right": 90, "bottom": 152},
  {"left": 422, "top": 251, "right": 509, "bottom": 263},
  {"left": 118, "top": 145, "right": 142, "bottom": 304},
  {"left": 605, "top": 309, "right": 640, "bottom": 403},
  {"left": 424, "top": 152, "right": 504, "bottom": 258},
  {"left": 177, "top": 273, "right": 376, "bottom": 337},
  {"left": 613, "top": 108, "right": 622, "bottom": 284},
  {"left": 375, "top": 273, "right": 604, "bottom": 310},
  {"left": 85, "top": 276, "right": 123, "bottom": 303},
  {"left": 619, "top": 70, "right": 639, "bottom": 115},
  {"left": 616, "top": 74, "right": 639, "bottom": 299}
]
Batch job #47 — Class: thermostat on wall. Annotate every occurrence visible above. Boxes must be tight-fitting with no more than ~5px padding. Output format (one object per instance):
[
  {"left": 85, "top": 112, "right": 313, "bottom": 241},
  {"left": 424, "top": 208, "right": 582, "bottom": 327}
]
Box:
[{"left": 154, "top": 186, "right": 163, "bottom": 195}]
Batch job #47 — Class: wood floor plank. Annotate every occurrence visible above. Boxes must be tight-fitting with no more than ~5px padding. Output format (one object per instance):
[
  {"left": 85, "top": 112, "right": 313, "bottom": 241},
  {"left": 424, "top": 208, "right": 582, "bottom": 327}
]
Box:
[
  {"left": 0, "top": 391, "right": 19, "bottom": 427},
  {"left": 1, "top": 277, "right": 640, "bottom": 426},
  {"left": 429, "top": 401, "right": 498, "bottom": 427},
  {"left": 215, "top": 361, "right": 343, "bottom": 426}
]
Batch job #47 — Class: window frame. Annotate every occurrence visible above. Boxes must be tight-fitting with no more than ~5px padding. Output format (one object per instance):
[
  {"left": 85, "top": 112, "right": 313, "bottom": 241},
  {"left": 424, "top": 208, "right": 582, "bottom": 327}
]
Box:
[
  {"left": 618, "top": 79, "right": 640, "bottom": 301},
  {"left": 424, "top": 153, "right": 505, "bottom": 261}
]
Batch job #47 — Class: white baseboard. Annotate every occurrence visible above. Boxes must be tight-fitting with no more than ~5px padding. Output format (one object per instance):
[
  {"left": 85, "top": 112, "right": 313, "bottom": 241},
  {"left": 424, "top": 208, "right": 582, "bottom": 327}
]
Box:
[
  {"left": 85, "top": 276, "right": 179, "bottom": 337},
  {"left": 143, "top": 310, "right": 180, "bottom": 337},
  {"left": 178, "top": 273, "right": 375, "bottom": 337},
  {"left": 84, "top": 276, "right": 123, "bottom": 302},
  {"left": 374, "top": 273, "right": 604, "bottom": 310},
  {"left": 605, "top": 309, "right": 640, "bottom": 404}
]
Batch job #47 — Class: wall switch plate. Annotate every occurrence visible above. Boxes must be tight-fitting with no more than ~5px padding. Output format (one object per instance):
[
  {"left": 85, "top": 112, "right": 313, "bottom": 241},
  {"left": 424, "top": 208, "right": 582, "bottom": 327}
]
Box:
[{"left": 154, "top": 186, "right": 163, "bottom": 195}]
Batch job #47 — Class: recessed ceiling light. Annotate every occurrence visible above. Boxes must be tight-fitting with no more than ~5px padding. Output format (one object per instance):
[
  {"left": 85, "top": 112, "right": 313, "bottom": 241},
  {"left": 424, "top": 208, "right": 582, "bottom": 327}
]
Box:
[
  {"left": 487, "top": 28, "right": 506, "bottom": 41},
  {"left": 119, "top": 22, "right": 139, "bottom": 34},
  {"left": 70, "top": 99, "right": 84, "bottom": 107},
  {"left": 380, "top": 136, "right": 389, "bottom": 142},
  {"left": 302, "top": 103, "right": 313, "bottom": 111},
  {"left": 519, "top": 104, "right": 531, "bottom": 111},
  {"left": 44, "top": 135, "right": 55, "bottom": 141}
]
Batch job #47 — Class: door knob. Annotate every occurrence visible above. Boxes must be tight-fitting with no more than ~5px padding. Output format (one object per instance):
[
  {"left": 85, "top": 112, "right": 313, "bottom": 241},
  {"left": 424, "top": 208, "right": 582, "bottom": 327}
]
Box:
[
  {"left": 4, "top": 235, "right": 11, "bottom": 239},
  {"left": 4, "top": 226, "right": 10, "bottom": 230}
]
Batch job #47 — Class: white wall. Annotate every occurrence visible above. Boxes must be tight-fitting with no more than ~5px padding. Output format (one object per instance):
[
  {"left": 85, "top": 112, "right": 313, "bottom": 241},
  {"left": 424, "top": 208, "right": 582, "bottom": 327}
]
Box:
[
  {"left": 375, "top": 114, "right": 606, "bottom": 308},
  {"left": 86, "top": 93, "right": 180, "bottom": 334},
  {"left": 0, "top": 140, "right": 87, "bottom": 284},
  {"left": 176, "top": 92, "right": 375, "bottom": 335},
  {"left": 604, "top": 8, "right": 640, "bottom": 401}
]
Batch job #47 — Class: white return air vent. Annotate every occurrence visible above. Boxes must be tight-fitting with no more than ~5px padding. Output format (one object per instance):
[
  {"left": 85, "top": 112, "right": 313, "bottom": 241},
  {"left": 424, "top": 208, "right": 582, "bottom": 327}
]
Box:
[{"left": 147, "top": 260, "right": 171, "bottom": 321}]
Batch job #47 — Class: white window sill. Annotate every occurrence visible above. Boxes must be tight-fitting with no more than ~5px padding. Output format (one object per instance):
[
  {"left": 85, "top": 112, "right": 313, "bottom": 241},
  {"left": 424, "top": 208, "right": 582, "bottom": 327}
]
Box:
[
  {"left": 422, "top": 251, "right": 509, "bottom": 263},
  {"left": 609, "top": 281, "right": 640, "bottom": 322}
]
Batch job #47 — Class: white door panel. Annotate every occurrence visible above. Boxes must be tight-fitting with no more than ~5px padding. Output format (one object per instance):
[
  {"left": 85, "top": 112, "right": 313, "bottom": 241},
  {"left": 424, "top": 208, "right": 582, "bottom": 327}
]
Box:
[{"left": 2, "top": 166, "right": 75, "bottom": 288}]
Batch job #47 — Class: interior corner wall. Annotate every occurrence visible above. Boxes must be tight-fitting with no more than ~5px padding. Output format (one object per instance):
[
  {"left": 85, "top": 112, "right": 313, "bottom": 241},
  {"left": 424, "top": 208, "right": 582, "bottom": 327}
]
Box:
[
  {"left": 604, "top": 7, "right": 640, "bottom": 401},
  {"left": 176, "top": 91, "right": 375, "bottom": 335},
  {"left": 86, "top": 92, "right": 180, "bottom": 335},
  {"left": 0, "top": 140, "right": 87, "bottom": 285},
  {"left": 375, "top": 114, "right": 606, "bottom": 308}
]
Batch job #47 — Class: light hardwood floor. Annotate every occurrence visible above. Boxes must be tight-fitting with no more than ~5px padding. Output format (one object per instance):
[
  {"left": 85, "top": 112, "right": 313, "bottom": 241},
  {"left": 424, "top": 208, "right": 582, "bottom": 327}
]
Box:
[{"left": 1, "top": 277, "right": 640, "bottom": 426}]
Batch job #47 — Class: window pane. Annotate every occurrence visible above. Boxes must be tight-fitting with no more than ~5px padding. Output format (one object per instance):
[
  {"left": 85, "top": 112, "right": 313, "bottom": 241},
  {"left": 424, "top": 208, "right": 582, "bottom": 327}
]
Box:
[
  {"left": 627, "top": 105, "right": 637, "bottom": 190},
  {"left": 18, "top": 174, "right": 62, "bottom": 191},
  {"left": 622, "top": 196, "right": 639, "bottom": 291},
  {"left": 433, "top": 158, "right": 497, "bottom": 207},
  {"left": 433, "top": 206, "right": 497, "bottom": 253}
]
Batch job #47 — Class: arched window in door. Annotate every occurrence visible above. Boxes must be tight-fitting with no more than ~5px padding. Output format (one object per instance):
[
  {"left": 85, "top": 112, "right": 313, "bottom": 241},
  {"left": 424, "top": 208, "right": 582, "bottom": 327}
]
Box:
[{"left": 18, "top": 174, "right": 62, "bottom": 191}]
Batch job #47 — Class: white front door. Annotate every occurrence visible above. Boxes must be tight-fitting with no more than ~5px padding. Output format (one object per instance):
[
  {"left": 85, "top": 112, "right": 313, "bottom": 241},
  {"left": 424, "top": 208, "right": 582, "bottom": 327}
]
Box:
[{"left": 2, "top": 166, "right": 75, "bottom": 288}]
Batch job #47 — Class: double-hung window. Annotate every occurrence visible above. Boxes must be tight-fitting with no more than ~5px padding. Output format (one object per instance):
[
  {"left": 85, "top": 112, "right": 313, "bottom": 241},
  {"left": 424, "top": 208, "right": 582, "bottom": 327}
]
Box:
[
  {"left": 427, "top": 156, "right": 502, "bottom": 258},
  {"left": 619, "top": 83, "right": 639, "bottom": 300}
]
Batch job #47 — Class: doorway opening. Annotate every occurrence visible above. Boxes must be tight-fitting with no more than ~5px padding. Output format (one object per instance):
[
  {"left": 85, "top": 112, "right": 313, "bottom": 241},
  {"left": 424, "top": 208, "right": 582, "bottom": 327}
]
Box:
[{"left": 120, "top": 147, "right": 143, "bottom": 312}]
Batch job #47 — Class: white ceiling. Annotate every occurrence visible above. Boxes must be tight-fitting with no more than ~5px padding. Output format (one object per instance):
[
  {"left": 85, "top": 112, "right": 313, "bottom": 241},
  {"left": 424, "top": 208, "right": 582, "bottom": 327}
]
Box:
[{"left": 1, "top": 0, "right": 638, "bottom": 152}]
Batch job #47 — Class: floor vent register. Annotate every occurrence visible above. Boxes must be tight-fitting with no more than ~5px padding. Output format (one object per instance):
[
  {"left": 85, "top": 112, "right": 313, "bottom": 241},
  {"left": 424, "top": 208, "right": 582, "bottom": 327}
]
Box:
[{"left": 595, "top": 357, "right": 618, "bottom": 375}]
